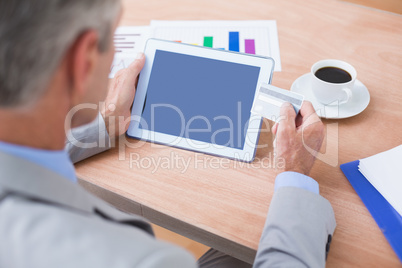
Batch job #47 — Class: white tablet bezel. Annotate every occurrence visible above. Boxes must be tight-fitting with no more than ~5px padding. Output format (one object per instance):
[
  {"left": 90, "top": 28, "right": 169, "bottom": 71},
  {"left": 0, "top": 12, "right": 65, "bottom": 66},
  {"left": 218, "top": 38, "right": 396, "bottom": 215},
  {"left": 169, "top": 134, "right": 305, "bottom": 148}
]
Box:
[{"left": 127, "top": 39, "right": 274, "bottom": 162}]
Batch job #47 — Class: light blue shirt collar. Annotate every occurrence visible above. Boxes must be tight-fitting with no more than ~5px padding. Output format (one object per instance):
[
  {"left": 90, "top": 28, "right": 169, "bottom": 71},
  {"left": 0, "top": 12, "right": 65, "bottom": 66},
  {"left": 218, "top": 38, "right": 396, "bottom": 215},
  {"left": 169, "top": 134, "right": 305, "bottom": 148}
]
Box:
[{"left": 0, "top": 141, "right": 76, "bottom": 183}]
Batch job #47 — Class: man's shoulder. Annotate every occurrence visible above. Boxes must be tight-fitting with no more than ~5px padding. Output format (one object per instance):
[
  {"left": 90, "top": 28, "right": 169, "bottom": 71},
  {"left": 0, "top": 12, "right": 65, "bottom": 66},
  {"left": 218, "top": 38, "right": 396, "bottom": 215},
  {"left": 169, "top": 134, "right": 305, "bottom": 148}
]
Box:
[
  {"left": 0, "top": 152, "right": 196, "bottom": 267},
  {"left": 0, "top": 194, "right": 196, "bottom": 268},
  {"left": 0, "top": 150, "right": 153, "bottom": 229}
]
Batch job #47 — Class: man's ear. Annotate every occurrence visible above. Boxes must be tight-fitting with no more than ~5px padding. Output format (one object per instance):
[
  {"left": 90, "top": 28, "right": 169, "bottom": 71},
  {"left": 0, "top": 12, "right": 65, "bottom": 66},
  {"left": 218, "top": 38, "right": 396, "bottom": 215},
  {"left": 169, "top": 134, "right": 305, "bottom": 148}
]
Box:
[{"left": 65, "top": 30, "right": 100, "bottom": 106}]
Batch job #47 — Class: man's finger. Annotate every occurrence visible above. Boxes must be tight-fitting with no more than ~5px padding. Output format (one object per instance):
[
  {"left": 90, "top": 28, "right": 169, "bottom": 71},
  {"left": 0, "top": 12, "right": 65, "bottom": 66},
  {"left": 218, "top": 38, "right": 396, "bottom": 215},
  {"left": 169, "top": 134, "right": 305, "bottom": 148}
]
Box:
[
  {"left": 299, "top": 101, "right": 317, "bottom": 118},
  {"left": 278, "top": 102, "right": 296, "bottom": 131},
  {"left": 299, "top": 101, "right": 321, "bottom": 125},
  {"left": 127, "top": 52, "right": 145, "bottom": 77}
]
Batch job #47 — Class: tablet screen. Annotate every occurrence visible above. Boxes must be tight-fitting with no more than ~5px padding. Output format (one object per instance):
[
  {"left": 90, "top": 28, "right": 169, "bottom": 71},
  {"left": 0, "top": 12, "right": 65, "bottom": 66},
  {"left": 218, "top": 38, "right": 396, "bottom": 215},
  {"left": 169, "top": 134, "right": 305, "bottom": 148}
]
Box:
[{"left": 140, "top": 50, "right": 261, "bottom": 150}]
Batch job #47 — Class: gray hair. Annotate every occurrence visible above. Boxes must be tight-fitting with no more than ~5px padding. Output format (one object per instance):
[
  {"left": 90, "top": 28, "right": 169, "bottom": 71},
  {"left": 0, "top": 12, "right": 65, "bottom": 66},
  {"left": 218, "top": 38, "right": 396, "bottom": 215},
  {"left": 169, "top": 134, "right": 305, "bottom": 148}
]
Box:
[{"left": 0, "top": 0, "right": 120, "bottom": 107}]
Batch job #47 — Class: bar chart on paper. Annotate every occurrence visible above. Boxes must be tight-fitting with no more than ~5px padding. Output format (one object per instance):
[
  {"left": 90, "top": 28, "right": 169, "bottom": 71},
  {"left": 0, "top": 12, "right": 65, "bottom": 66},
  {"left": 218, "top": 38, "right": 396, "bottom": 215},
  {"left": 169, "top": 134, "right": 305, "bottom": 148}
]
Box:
[
  {"left": 150, "top": 20, "right": 281, "bottom": 71},
  {"left": 109, "top": 21, "right": 281, "bottom": 78}
]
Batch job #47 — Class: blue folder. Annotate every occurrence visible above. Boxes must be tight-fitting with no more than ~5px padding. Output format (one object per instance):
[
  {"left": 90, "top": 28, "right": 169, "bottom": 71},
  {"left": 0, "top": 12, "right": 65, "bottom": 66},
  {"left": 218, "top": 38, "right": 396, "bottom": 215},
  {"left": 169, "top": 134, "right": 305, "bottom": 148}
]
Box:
[{"left": 340, "top": 160, "right": 402, "bottom": 262}]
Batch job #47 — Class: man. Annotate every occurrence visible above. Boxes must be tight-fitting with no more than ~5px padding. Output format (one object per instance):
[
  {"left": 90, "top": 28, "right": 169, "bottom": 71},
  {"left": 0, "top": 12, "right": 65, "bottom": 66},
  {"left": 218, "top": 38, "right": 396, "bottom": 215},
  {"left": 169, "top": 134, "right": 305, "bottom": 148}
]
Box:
[{"left": 0, "top": 0, "right": 335, "bottom": 267}]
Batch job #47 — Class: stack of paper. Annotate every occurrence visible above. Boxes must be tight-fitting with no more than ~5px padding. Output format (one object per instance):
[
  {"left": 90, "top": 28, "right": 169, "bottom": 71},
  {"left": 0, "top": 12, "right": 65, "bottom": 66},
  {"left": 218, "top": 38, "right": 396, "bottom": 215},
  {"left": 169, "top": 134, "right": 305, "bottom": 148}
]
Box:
[
  {"left": 109, "top": 20, "right": 282, "bottom": 78},
  {"left": 358, "top": 145, "right": 402, "bottom": 217}
]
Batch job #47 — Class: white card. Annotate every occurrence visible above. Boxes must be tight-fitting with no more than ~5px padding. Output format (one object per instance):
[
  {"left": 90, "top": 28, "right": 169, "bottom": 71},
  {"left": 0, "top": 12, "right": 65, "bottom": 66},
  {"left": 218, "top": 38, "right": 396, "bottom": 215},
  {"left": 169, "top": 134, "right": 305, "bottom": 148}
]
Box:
[{"left": 251, "top": 83, "right": 304, "bottom": 122}]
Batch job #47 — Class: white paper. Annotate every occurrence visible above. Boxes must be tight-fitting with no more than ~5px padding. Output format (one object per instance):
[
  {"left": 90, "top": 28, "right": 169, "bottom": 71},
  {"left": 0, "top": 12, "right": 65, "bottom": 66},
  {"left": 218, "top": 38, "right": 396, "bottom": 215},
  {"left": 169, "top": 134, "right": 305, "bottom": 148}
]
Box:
[
  {"left": 358, "top": 145, "right": 402, "bottom": 216},
  {"left": 109, "top": 26, "right": 150, "bottom": 78},
  {"left": 150, "top": 20, "right": 282, "bottom": 72},
  {"left": 109, "top": 21, "right": 282, "bottom": 77}
]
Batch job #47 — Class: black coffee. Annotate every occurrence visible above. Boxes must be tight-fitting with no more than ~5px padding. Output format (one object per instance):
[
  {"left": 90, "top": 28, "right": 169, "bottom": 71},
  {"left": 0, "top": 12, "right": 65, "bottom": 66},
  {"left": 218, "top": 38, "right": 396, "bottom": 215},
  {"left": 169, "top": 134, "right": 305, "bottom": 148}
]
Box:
[{"left": 315, "top": 67, "right": 352, "bottom": 84}]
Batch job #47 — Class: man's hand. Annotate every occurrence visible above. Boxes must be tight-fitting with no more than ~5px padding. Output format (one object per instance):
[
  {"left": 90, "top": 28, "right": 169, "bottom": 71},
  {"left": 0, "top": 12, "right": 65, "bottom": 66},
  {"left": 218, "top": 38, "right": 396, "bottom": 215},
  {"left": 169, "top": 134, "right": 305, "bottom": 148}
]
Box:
[
  {"left": 101, "top": 53, "right": 145, "bottom": 140},
  {"left": 272, "top": 101, "right": 324, "bottom": 175}
]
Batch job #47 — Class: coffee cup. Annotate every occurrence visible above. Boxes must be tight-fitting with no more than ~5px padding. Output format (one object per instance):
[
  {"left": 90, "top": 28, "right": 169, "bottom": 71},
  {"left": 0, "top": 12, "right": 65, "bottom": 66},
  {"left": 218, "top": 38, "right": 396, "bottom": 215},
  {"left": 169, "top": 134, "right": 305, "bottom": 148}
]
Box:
[{"left": 311, "top": 59, "right": 357, "bottom": 105}]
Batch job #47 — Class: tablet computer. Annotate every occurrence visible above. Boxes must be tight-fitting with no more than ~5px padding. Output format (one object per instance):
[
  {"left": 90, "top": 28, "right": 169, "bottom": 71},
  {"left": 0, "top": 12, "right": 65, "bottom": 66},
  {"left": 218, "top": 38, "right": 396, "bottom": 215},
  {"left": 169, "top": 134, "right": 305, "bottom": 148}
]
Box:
[{"left": 127, "top": 39, "right": 274, "bottom": 162}]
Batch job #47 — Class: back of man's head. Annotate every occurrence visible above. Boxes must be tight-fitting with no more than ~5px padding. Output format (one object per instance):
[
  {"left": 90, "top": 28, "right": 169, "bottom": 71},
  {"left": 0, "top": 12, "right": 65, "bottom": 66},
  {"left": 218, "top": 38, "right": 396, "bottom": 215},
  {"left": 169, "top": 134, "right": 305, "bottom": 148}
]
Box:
[{"left": 0, "top": 0, "right": 120, "bottom": 108}]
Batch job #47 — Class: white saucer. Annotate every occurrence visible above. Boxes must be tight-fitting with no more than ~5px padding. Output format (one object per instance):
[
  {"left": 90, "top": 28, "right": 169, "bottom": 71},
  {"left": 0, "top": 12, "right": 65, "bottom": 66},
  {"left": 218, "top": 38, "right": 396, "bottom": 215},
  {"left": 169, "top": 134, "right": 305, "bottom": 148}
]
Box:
[{"left": 290, "top": 73, "right": 370, "bottom": 119}]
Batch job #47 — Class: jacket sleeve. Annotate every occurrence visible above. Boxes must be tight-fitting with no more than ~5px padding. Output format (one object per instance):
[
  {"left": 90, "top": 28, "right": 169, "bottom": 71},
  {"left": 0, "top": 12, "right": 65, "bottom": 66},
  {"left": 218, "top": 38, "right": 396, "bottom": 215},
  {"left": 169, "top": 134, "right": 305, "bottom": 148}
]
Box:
[
  {"left": 65, "top": 113, "right": 111, "bottom": 163},
  {"left": 253, "top": 187, "right": 336, "bottom": 268}
]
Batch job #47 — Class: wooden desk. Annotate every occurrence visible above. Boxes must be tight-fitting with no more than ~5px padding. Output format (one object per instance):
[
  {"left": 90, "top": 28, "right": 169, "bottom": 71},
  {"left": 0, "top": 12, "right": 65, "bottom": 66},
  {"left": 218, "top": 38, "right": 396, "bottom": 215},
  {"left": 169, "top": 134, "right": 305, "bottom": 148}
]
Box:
[{"left": 75, "top": 0, "right": 402, "bottom": 266}]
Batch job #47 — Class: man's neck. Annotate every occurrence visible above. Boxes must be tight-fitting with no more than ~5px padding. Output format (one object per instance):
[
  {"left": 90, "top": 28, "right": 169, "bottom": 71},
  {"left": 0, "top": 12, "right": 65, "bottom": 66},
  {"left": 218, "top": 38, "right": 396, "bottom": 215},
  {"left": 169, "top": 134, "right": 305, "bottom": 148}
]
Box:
[{"left": 0, "top": 103, "right": 67, "bottom": 151}]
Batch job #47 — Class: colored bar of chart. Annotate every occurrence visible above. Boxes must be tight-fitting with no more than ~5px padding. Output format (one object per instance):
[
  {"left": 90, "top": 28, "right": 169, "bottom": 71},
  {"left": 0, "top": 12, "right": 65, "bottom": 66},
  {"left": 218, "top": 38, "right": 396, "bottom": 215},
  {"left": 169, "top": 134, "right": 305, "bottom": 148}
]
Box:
[
  {"left": 245, "top": 39, "right": 256, "bottom": 54},
  {"left": 229, "top": 32, "right": 239, "bottom": 52},
  {"left": 203, "top": 36, "right": 213, "bottom": 47}
]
